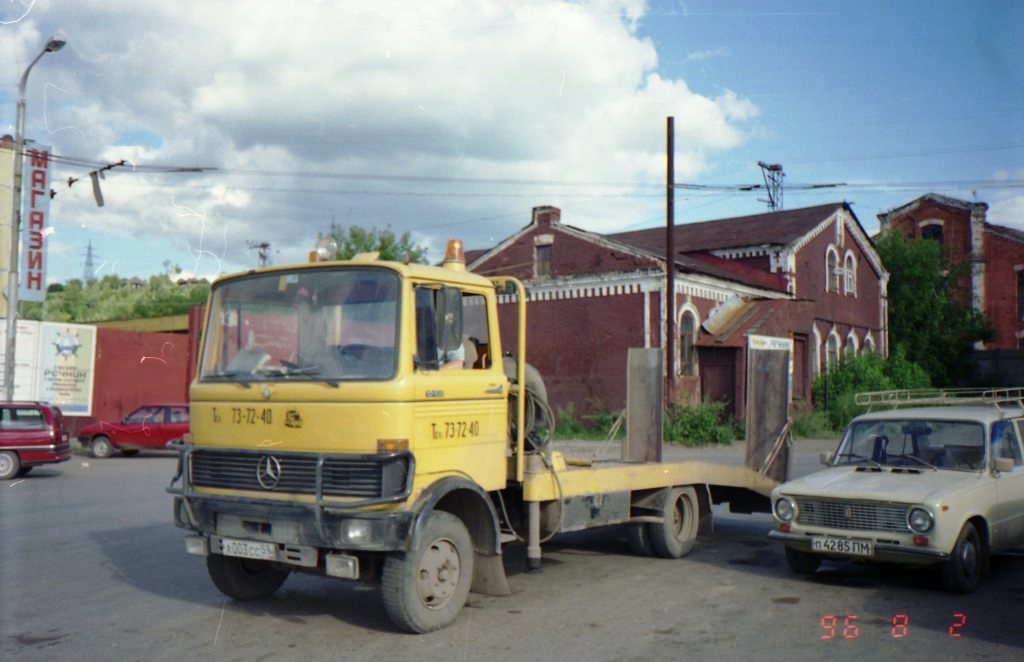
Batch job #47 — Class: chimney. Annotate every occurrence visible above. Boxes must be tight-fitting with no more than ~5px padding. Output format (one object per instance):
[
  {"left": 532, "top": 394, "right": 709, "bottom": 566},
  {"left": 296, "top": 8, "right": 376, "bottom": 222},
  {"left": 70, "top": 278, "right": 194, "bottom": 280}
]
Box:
[{"left": 532, "top": 205, "right": 561, "bottom": 228}]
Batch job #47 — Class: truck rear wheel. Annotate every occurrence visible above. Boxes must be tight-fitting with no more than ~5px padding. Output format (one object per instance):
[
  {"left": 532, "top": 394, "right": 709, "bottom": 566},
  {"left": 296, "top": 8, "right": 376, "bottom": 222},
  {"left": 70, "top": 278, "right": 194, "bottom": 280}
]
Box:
[
  {"left": 382, "top": 511, "right": 474, "bottom": 633},
  {"left": 626, "top": 522, "right": 654, "bottom": 556},
  {"left": 650, "top": 487, "right": 698, "bottom": 559},
  {"left": 206, "top": 554, "right": 290, "bottom": 601}
]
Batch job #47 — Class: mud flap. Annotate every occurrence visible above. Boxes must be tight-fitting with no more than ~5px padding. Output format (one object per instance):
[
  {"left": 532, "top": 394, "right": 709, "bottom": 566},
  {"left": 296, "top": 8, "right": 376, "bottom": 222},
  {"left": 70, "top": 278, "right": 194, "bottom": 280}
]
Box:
[{"left": 472, "top": 552, "right": 511, "bottom": 596}]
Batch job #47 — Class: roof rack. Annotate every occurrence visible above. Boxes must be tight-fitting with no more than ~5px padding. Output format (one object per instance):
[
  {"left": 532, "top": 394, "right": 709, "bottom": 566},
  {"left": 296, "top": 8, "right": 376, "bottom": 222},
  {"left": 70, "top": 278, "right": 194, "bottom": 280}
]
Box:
[{"left": 855, "top": 387, "right": 1024, "bottom": 413}]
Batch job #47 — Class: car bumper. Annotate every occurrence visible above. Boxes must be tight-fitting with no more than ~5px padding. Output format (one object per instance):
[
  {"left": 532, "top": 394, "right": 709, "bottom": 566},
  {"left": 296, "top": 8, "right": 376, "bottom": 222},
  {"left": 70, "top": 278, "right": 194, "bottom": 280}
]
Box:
[{"left": 768, "top": 530, "right": 949, "bottom": 564}]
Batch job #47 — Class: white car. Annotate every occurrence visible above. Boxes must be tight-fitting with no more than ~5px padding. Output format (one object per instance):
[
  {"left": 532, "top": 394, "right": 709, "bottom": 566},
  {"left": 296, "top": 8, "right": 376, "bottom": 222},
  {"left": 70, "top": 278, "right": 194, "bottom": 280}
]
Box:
[{"left": 769, "top": 391, "right": 1024, "bottom": 593}]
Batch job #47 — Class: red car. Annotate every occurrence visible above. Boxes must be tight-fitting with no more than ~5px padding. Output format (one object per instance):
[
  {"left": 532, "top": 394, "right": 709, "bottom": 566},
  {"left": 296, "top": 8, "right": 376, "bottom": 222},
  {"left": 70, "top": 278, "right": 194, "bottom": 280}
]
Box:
[
  {"left": 77, "top": 403, "right": 190, "bottom": 458},
  {"left": 0, "top": 402, "right": 71, "bottom": 479}
]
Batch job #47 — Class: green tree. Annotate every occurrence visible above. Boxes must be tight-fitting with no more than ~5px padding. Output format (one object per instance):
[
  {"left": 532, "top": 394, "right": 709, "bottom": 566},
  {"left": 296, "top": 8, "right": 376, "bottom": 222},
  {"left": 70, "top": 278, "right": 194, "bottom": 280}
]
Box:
[
  {"left": 874, "top": 232, "right": 992, "bottom": 386},
  {"left": 24, "top": 272, "right": 209, "bottom": 323},
  {"left": 325, "top": 225, "right": 428, "bottom": 263},
  {"left": 813, "top": 348, "right": 931, "bottom": 430}
]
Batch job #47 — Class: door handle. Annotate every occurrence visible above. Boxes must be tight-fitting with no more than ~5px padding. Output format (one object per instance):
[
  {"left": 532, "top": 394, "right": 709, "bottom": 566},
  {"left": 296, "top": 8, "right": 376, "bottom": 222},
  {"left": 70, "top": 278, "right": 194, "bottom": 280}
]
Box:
[{"left": 485, "top": 385, "right": 504, "bottom": 394}]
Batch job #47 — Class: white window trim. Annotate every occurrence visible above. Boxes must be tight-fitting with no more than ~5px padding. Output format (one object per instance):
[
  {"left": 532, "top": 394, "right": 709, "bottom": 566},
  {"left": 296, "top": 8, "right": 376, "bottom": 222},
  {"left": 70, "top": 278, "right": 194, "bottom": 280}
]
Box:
[
  {"left": 825, "top": 245, "right": 840, "bottom": 293},
  {"left": 825, "top": 330, "right": 841, "bottom": 371},
  {"left": 863, "top": 332, "right": 876, "bottom": 353},
  {"left": 843, "top": 250, "right": 857, "bottom": 297},
  {"left": 676, "top": 304, "right": 700, "bottom": 376},
  {"left": 845, "top": 330, "right": 859, "bottom": 357}
]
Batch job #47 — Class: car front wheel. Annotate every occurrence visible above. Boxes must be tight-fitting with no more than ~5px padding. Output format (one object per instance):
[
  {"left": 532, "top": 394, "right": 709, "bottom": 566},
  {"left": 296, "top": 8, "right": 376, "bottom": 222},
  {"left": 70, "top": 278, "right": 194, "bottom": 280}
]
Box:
[{"left": 941, "top": 522, "right": 983, "bottom": 594}]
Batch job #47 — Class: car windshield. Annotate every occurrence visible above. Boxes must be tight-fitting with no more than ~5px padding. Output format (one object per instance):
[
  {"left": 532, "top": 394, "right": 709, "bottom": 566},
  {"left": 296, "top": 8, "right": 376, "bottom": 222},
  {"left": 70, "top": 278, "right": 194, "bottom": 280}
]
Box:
[
  {"left": 833, "top": 418, "right": 986, "bottom": 472},
  {"left": 199, "top": 267, "right": 400, "bottom": 383}
]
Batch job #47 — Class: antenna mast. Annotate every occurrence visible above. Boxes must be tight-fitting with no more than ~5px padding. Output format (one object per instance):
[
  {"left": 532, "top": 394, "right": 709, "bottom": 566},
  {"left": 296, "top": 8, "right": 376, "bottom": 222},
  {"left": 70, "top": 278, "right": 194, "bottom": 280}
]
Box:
[{"left": 757, "top": 161, "right": 785, "bottom": 211}]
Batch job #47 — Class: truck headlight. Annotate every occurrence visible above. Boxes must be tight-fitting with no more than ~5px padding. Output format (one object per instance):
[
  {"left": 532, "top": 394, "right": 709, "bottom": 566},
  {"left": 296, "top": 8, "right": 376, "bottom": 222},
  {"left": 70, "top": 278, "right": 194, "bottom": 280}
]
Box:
[
  {"left": 774, "top": 496, "right": 796, "bottom": 522},
  {"left": 907, "top": 507, "right": 933, "bottom": 533}
]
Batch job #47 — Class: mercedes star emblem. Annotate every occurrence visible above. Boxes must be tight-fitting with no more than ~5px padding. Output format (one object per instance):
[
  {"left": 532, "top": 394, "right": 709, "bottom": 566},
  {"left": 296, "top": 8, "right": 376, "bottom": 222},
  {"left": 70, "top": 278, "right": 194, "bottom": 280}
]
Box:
[{"left": 256, "top": 455, "right": 282, "bottom": 490}]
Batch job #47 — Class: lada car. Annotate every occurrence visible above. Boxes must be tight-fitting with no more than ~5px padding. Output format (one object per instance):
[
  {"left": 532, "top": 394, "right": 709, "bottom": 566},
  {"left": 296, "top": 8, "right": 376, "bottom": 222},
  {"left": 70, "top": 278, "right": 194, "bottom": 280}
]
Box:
[
  {"left": 0, "top": 402, "right": 71, "bottom": 479},
  {"left": 769, "top": 391, "right": 1024, "bottom": 593},
  {"left": 77, "top": 403, "right": 190, "bottom": 458}
]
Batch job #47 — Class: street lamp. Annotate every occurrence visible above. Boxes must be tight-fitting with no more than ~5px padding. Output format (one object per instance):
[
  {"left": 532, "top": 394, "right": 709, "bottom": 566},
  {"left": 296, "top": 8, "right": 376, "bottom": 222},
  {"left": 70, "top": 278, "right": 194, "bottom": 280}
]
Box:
[{"left": 4, "top": 36, "right": 66, "bottom": 401}]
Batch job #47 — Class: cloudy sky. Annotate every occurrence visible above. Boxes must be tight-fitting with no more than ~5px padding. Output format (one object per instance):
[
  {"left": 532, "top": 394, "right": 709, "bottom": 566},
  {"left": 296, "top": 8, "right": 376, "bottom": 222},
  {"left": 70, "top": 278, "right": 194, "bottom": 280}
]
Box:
[{"left": 1, "top": 0, "right": 1021, "bottom": 284}]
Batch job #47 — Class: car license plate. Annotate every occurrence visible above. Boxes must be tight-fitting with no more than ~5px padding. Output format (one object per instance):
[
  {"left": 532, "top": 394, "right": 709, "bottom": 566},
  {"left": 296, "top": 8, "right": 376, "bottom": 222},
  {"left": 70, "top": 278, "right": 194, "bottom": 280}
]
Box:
[
  {"left": 221, "top": 538, "right": 276, "bottom": 561},
  {"left": 811, "top": 536, "right": 874, "bottom": 557}
]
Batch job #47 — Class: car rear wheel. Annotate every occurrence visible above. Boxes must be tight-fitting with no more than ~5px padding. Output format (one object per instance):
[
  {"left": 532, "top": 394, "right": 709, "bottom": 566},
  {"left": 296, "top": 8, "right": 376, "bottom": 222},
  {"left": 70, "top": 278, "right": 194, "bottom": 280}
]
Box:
[
  {"left": 207, "top": 554, "right": 290, "bottom": 601},
  {"left": 0, "top": 451, "right": 21, "bottom": 480},
  {"left": 91, "top": 436, "right": 113, "bottom": 459},
  {"left": 941, "top": 522, "right": 983, "bottom": 594}
]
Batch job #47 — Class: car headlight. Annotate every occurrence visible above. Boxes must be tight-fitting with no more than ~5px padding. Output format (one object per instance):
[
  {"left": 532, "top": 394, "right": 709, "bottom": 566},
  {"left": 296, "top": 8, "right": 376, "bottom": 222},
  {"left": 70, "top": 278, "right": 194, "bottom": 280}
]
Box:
[
  {"left": 907, "top": 507, "right": 933, "bottom": 533},
  {"left": 774, "top": 496, "right": 796, "bottom": 522}
]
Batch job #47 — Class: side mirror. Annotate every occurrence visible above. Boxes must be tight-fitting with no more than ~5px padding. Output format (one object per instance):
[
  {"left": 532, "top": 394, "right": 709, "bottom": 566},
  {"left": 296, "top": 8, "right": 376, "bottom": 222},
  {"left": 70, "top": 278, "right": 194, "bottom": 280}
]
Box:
[
  {"left": 819, "top": 452, "right": 833, "bottom": 465},
  {"left": 994, "top": 457, "right": 1014, "bottom": 473}
]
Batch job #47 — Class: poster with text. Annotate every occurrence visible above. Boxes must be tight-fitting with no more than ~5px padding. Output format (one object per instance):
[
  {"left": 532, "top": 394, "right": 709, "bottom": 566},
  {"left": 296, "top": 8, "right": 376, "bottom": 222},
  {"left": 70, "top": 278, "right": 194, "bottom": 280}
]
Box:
[{"left": 37, "top": 322, "right": 96, "bottom": 415}]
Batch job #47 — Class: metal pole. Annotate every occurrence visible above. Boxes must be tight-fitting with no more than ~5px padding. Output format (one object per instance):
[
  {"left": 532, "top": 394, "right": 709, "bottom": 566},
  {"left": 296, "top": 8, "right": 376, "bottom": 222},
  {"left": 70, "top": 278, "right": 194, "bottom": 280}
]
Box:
[
  {"left": 665, "top": 116, "right": 675, "bottom": 403},
  {"left": 4, "top": 38, "right": 64, "bottom": 401}
]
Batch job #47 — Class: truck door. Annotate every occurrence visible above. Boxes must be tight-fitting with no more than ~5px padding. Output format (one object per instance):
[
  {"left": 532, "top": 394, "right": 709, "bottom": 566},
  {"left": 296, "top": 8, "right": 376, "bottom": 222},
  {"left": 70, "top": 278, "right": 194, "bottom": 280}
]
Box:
[{"left": 412, "top": 285, "right": 507, "bottom": 492}]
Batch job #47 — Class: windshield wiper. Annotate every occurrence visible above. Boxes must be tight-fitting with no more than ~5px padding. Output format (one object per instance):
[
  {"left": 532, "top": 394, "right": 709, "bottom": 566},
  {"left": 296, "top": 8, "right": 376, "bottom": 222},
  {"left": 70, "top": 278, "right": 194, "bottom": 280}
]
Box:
[
  {"left": 202, "top": 372, "right": 252, "bottom": 388},
  {"left": 255, "top": 365, "right": 340, "bottom": 387},
  {"left": 836, "top": 452, "right": 882, "bottom": 468},
  {"left": 892, "top": 454, "right": 938, "bottom": 470}
]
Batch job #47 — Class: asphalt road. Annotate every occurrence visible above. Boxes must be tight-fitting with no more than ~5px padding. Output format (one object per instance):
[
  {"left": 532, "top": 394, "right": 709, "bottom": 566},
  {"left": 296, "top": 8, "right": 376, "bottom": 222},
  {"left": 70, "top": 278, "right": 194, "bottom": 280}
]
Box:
[{"left": 1, "top": 442, "right": 1022, "bottom": 661}]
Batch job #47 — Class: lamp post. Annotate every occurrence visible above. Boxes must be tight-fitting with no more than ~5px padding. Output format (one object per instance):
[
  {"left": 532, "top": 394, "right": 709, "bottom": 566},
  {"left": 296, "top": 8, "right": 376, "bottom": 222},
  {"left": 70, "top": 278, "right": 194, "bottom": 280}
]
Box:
[{"left": 4, "top": 36, "right": 66, "bottom": 401}]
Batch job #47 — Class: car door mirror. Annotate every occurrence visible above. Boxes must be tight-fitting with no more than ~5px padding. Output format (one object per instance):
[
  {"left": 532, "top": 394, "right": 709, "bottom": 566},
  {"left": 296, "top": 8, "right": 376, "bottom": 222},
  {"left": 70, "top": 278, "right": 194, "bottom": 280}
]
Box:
[{"left": 994, "top": 457, "right": 1014, "bottom": 473}]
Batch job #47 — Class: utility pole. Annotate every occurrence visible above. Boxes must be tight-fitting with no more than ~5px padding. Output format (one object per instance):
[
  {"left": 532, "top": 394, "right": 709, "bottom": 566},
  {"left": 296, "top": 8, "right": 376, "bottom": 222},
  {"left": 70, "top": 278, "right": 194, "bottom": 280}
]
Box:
[
  {"left": 665, "top": 116, "right": 675, "bottom": 402},
  {"left": 247, "top": 241, "right": 272, "bottom": 268}
]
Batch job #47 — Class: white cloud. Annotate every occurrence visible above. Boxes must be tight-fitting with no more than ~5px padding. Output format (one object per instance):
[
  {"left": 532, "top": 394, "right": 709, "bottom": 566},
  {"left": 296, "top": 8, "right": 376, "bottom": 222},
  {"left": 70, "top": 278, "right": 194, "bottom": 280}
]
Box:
[{"left": 1, "top": 0, "right": 760, "bottom": 273}]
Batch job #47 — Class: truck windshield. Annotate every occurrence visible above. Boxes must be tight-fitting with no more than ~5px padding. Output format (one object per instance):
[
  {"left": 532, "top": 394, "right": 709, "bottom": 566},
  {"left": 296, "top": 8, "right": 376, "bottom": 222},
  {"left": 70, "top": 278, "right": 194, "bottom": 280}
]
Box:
[
  {"left": 833, "top": 419, "right": 986, "bottom": 472},
  {"left": 199, "top": 267, "right": 400, "bottom": 383}
]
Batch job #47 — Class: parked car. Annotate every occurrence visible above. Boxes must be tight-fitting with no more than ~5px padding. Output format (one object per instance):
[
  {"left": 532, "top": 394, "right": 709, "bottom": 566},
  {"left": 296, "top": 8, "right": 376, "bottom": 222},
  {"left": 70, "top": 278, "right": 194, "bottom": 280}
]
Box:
[
  {"left": 769, "top": 389, "right": 1024, "bottom": 593},
  {"left": 0, "top": 402, "right": 71, "bottom": 479},
  {"left": 78, "top": 403, "right": 190, "bottom": 458}
]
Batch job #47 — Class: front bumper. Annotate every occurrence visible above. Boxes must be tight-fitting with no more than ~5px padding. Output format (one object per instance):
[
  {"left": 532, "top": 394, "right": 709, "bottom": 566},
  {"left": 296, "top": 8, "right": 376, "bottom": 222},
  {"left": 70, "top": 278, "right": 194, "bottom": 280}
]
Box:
[
  {"left": 167, "top": 442, "right": 417, "bottom": 553},
  {"left": 769, "top": 529, "right": 949, "bottom": 565}
]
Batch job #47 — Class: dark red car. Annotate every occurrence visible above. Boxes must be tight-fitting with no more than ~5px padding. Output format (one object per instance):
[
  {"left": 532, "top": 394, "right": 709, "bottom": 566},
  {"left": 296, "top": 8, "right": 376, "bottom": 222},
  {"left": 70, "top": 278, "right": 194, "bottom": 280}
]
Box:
[
  {"left": 77, "top": 403, "right": 190, "bottom": 458},
  {"left": 0, "top": 402, "right": 71, "bottom": 479}
]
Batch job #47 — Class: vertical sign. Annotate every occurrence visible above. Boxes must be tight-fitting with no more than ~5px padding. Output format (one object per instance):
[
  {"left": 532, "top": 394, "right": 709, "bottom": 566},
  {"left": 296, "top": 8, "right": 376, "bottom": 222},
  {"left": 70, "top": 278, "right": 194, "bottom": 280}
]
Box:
[{"left": 20, "top": 145, "right": 51, "bottom": 302}]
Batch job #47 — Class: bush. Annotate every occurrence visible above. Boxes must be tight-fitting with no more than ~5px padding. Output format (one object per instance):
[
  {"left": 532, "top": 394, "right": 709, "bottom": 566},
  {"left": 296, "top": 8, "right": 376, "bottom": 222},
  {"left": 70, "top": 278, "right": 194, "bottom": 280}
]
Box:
[
  {"left": 790, "top": 410, "right": 834, "bottom": 439},
  {"left": 664, "top": 401, "right": 736, "bottom": 447},
  {"left": 812, "top": 348, "right": 930, "bottom": 430},
  {"left": 554, "top": 402, "right": 586, "bottom": 439}
]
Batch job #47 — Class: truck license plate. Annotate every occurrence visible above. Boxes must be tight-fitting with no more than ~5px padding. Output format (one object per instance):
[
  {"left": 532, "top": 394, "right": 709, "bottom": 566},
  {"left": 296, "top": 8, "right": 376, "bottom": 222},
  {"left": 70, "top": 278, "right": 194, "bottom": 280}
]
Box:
[
  {"left": 221, "top": 538, "right": 276, "bottom": 561},
  {"left": 811, "top": 536, "right": 874, "bottom": 557}
]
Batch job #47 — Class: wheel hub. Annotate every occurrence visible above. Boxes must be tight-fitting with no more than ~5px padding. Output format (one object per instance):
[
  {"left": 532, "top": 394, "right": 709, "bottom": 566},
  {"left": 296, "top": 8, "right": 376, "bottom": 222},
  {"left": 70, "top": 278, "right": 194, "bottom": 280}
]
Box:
[{"left": 416, "top": 538, "right": 460, "bottom": 610}]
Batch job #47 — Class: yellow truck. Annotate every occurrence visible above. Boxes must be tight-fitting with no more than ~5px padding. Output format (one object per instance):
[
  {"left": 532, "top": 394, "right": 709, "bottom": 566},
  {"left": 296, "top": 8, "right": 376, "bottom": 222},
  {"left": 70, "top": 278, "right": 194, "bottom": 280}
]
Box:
[{"left": 168, "top": 239, "right": 779, "bottom": 632}]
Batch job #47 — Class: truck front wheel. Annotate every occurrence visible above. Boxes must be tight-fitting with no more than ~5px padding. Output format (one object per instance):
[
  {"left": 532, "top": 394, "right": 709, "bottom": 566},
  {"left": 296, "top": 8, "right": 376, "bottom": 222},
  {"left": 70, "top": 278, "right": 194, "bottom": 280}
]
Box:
[
  {"left": 382, "top": 511, "right": 474, "bottom": 633},
  {"left": 650, "top": 487, "right": 699, "bottom": 559},
  {"left": 206, "top": 554, "right": 290, "bottom": 601}
]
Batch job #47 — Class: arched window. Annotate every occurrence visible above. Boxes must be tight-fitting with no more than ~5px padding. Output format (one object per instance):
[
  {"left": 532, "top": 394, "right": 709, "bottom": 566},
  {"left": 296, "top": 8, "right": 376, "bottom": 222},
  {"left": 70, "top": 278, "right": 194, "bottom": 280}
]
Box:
[
  {"left": 844, "top": 252, "right": 857, "bottom": 296},
  {"left": 825, "top": 246, "right": 840, "bottom": 292},
  {"left": 921, "top": 223, "right": 943, "bottom": 245},
  {"left": 826, "top": 333, "right": 840, "bottom": 371},
  {"left": 863, "top": 334, "right": 876, "bottom": 354},
  {"left": 678, "top": 309, "right": 698, "bottom": 375},
  {"left": 845, "top": 331, "right": 858, "bottom": 358}
]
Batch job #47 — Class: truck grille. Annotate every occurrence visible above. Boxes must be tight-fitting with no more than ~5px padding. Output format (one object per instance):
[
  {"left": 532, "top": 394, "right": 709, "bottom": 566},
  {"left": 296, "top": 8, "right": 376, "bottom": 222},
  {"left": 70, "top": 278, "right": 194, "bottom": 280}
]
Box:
[
  {"left": 190, "top": 449, "right": 411, "bottom": 500},
  {"left": 795, "top": 499, "right": 909, "bottom": 533}
]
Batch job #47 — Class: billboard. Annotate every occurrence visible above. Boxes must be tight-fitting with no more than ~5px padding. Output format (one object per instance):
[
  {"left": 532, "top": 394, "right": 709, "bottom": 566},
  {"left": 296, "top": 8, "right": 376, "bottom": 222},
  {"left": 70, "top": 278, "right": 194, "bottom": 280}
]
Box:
[{"left": 0, "top": 320, "right": 97, "bottom": 415}]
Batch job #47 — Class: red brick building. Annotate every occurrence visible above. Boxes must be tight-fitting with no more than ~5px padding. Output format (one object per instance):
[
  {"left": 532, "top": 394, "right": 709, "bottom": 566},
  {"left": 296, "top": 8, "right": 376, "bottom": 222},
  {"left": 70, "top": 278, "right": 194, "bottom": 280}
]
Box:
[
  {"left": 878, "top": 193, "right": 1024, "bottom": 350},
  {"left": 469, "top": 203, "right": 888, "bottom": 419}
]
